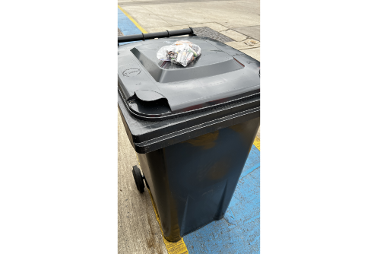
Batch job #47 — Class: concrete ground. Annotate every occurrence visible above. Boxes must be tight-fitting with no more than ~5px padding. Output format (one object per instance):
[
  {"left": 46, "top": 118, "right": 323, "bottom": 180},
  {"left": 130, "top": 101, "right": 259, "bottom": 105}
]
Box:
[
  {"left": 118, "top": 0, "right": 260, "bottom": 60},
  {"left": 118, "top": 1, "right": 260, "bottom": 253},
  {"left": 118, "top": 113, "right": 169, "bottom": 254}
]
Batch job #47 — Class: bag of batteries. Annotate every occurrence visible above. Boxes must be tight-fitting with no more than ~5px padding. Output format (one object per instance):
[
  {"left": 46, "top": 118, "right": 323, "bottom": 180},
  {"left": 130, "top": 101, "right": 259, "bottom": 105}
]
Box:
[{"left": 157, "top": 40, "right": 201, "bottom": 67}]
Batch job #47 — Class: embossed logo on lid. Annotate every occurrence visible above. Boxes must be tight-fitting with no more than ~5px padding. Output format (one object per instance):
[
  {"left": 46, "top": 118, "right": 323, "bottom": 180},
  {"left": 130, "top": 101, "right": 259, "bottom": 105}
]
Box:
[{"left": 122, "top": 68, "right": 141, "bottom": 77}]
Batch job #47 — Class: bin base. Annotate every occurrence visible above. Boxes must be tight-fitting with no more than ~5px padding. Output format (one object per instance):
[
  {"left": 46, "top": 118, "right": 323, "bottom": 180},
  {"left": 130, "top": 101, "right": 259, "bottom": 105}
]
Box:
[{"left": 214, "top": 214, "right": 225, "bottom": 220}]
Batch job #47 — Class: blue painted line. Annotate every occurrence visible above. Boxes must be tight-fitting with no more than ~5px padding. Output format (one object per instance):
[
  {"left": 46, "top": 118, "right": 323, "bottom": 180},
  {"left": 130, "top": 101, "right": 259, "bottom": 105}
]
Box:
[
  {"left": 118, "top": 8, "right": 141, "bottom": 36},
  {"left": 240, "top": 144, "right": 260, "bottom": 179},
  {"left": 118, "top": 8, "right": 142, "bottom": 45},
  {"left": 184, "top": 146, "right": 260, "bottom": 254}
]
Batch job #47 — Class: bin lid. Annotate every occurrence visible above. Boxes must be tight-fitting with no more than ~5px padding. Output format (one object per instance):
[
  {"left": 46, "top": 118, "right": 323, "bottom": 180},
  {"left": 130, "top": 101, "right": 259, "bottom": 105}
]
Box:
[{"left": 118, "top": 36, "right": 260, "bottom": 120}]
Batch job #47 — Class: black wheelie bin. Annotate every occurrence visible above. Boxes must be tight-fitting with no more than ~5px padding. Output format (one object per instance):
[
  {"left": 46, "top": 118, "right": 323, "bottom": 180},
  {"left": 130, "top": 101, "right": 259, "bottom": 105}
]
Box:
[{"left": 118, "top": 29, "right": 260, "bottom": 242}]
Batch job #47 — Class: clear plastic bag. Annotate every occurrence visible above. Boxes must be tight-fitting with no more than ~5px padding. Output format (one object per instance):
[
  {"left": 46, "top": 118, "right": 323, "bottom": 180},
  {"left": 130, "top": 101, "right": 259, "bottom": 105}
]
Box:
[{"left": 157, "top": 40, "right": 201, "bottom": 67}]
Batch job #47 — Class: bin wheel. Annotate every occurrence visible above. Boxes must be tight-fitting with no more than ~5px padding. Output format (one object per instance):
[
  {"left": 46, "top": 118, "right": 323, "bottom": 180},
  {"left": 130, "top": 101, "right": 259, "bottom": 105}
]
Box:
[{"left": 132, "top": 165, "right": 145, "bottom": 193}]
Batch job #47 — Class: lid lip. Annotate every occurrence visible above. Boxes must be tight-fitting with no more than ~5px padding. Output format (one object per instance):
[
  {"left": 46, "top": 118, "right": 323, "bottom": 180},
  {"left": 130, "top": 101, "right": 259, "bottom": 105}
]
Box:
[
  {"left": 121, "top": 88, "right": 260, "bottom": 121},
  {"left": 132, "top": 107, "right": 260, "bottom": 154},
  {"left": 119, "top": 93, "right": 260, "bottom": 154},
  {"left": 118, "top": 91, "right": 260, "bottom": 146}
]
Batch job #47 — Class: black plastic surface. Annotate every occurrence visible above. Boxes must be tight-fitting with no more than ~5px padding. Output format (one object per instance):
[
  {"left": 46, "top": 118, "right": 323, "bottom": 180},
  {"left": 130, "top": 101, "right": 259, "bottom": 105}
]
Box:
[
  {"left": 118, "top": 36, "right": 260, "bottom": 116},
  {"left": 118, "top": 93, "right": 259, "bottom": 153},
  {"left": 137, "top": 117, "right": 260, "bottom": 241}
]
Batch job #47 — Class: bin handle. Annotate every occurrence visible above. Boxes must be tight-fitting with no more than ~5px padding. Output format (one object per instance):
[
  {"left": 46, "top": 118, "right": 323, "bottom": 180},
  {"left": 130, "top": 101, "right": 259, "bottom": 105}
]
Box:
[{"left": 118, "top": 27, "right": 195, "bottom": 44}]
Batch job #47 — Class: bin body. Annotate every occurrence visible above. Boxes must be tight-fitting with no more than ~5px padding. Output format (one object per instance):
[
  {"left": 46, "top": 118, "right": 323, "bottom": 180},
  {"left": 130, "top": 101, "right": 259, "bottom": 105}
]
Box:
[
  {"left": 118, "top": 35, "right": 260, "bottom": 242},
  {"left": 137, "top": 117, "right": 260, "bottom": 241}
]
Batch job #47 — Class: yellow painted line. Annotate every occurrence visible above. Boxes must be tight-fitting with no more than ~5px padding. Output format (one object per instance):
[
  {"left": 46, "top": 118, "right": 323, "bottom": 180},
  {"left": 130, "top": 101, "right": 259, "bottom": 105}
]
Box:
[
  {"left": 117, "top": 5, "right": 147, "bottom": 34},
  {"left": 148, "top": 190, "right": 189, "bottom": 254},
  {"left": 254, "top": 137, "right": 260, "bottom": 151}
]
